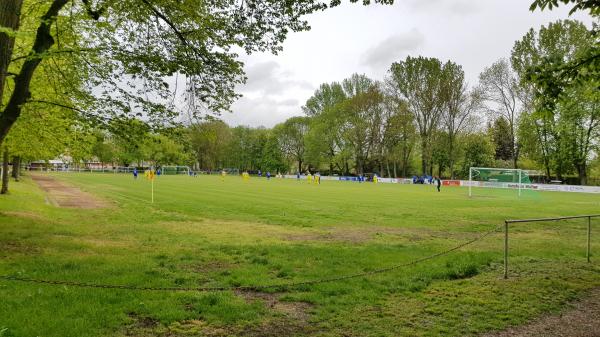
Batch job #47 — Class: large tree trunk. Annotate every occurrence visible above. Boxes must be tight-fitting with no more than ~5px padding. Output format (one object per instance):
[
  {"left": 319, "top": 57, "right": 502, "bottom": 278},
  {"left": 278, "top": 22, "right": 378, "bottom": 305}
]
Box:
[
  {"left": 11, "top": 155, "right": 19, "bottom": 180},
  {"left": 0, "top": 0, "right": 68, "bottom": 147},
  {"left": 420, "top": 137, "right": 429, "bottom": 175},
  {"left": 577, "top": 163, "right": 587, "bottom": 186},
  {"left": 0, "top": 0, "right": 23, "bottom": 107},
  {"left": 1, "top": 148, "right": 9, "bottom": 194},
  {"left": 386, "top": 160, "right": 391, "bottom": 178}
]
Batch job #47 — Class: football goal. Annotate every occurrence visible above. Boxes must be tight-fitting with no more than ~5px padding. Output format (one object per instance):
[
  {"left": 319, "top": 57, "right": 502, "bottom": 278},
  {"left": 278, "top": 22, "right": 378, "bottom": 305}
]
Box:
[
  {"left": 468, "top": 167, "right": 532, "bottom": 197},
  {"left": 161, "top": 166, "right": 191, "bottom": 175}
]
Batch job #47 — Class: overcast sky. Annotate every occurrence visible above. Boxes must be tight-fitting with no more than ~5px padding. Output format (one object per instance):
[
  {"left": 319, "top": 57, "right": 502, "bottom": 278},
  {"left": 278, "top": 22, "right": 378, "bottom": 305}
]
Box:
[{"left": 221, "top": 0, "right": 594, "bottom": 128}]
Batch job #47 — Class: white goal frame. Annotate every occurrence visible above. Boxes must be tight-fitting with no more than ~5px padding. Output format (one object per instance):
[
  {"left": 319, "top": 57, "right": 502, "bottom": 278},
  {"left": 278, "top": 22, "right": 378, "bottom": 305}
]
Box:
[
  {"left": 469, "top": 167, "right": 524, "bottom": 197},
  {"left": 161, "top": 165, "right": 191, "bottom": 175}
]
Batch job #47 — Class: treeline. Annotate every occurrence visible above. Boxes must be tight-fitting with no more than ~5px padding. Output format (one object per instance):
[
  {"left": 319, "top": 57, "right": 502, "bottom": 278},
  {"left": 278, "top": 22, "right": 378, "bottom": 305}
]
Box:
[
  {"left": 185, "top": 19, "right": 599, "bottom": 184},
  {"left": 2, "top": 20, "right": 599, "bottom": 186}
]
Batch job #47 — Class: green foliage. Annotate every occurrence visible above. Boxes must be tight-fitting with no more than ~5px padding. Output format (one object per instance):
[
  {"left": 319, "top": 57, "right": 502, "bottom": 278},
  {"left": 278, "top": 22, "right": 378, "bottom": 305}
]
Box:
[
  {"left": 388, "top": 56, "right": 453, "bottom": 174},
  {"left": 188, "top": 120, "right": 232, "bottom": 170},
  {"left": 0, "top": 0, "right": 394, "bottom": 148},
  {"left": 460, "top": 132, "right": 495, "bottom": 177},
  {"left": 490, "top": 118, "right": 514, "bottom": 161},
  {"left": 273, "top": 116, "right": 310, "bottom": 173},
  {"left": 302, "top": 82, "right": 346, "bottom": 117},
  {"left": 525, "top": 2, "right": 599, "bottom": 116},
  {"left": 513, "top": 19, "right": 598, "bottom": 183},
  {"left": 529, "top": 0, "right": 599, "bottom": 17}
]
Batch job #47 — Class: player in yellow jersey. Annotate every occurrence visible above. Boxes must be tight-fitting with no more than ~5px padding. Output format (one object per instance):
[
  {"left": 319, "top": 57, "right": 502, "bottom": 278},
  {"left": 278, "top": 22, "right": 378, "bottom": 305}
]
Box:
[
  {"left": 221, "top": 169, "right": 226, "bottom": 182},
  {"left": 307, "top": 172, "right": 312, "bottom": 183}
]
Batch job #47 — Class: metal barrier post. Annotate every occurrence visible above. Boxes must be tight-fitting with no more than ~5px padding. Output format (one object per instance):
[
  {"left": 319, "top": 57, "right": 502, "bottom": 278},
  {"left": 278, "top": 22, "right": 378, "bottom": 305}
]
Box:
[
  {"left": 504, "top": 220, "right": 508, "bottom": 279},
  {"left": 588, "top": 216, "right": 591, "bottom": 263}
]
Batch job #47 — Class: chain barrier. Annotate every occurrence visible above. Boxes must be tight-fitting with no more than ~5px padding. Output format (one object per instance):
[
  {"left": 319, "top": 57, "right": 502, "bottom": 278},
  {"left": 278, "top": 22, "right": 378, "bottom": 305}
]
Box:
[{"left": 0, "top": 223, "right": 503, "bottom": 292}]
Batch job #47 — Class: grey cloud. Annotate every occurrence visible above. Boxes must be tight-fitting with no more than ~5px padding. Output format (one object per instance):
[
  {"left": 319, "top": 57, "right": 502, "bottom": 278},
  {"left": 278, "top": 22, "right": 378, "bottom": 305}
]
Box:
[
  {"left": 361, "top": 29, "right": 425, "bottom": 69},
  {"left": 225, "top": 96, "right": 302, "bottom": 127},
  {"left": 239, "top": 61, "right": 313, "bottom": 96}
]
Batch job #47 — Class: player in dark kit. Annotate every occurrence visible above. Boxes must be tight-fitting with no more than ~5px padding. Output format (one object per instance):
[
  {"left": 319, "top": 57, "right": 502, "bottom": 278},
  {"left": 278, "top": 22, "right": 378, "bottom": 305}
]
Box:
[{"left": 435, "top": 176, "right": 441, "bottom": 192}]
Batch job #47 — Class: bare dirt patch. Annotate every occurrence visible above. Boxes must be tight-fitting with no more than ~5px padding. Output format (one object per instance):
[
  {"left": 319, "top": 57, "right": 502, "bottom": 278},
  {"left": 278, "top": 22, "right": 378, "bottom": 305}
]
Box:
[
  {"left": 481, "top": 287, "right": 600, "bottom": 337},
  {"left": 233, "top": 290, "right": 315, "bottom": 336},
  {"left": 0, "top": 240, "right": 40, "bottom": 257},
  {"left": 122, "top": 292, "right": 315, "bottom": 337},
  {"left": 31, "top": 174, "right": 107, "bottom": 209},
  {"left": 236, "top": 290, "right": 312, "bottom": 322},
  {"left": 284, "top": 226, "right": 452, "bottom": 244}
]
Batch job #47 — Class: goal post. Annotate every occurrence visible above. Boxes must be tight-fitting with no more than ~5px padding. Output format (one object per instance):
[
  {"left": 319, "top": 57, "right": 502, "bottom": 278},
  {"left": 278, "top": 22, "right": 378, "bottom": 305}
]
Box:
[
  {"left": 161, "top": 166, "right": 191, "bottom": 175},
  {"left": 469, "top": 167, "right": 531, "bottom": 197}
]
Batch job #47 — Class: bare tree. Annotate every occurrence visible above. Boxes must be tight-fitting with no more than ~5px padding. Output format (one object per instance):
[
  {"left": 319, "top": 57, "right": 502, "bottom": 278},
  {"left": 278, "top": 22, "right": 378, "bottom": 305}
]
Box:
[
  {"left": 478, "top": 59, "right": 523, "bottom": 168},
  {"left": 441, "top": 62, "right": 482, "bottom": 178}
]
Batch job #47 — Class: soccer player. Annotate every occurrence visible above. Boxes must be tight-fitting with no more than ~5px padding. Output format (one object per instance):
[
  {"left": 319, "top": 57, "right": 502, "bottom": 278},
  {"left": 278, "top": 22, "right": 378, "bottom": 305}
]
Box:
[
  {"left": 221, "top": 169, "right": 226, "bottom": 182},
  {"left": 307, "top": 172, "right": 312, "bottom": 183},
  {"left": 435, "top": 176, "right": 441, "bottom": 192},
  {"left": 266, "top": 171, "right": 271, "bottom": 180},
  {"left": 133, "top": 168, "right": 138, "bottom": 179}
]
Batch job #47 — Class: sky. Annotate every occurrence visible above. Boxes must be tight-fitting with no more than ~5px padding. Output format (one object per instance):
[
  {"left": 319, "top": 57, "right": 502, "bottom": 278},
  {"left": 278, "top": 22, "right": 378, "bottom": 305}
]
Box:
[{"left": 220, "top": 0, "right": 594, "bottom": 128}]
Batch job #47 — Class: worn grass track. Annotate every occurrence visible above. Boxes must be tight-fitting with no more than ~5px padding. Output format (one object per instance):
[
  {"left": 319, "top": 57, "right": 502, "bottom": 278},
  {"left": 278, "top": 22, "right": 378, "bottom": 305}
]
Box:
[{"left": 0, "top": 173, "right": 599, "bottom": 337}]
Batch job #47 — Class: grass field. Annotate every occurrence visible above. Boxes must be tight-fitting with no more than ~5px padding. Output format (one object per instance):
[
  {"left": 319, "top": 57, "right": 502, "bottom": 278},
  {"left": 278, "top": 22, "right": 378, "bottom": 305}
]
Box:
[{"left": 1, "top": 173, "right": 599, "bottom": 337}]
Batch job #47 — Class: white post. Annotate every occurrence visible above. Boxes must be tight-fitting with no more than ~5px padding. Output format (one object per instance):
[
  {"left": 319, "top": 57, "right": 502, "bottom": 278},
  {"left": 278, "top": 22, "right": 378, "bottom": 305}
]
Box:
[
  {"left": 518, "top": 169, "right": 522, "bottom": 197},
  {"left": 469, "top": 167, "right": 472, "bottom": 197}
]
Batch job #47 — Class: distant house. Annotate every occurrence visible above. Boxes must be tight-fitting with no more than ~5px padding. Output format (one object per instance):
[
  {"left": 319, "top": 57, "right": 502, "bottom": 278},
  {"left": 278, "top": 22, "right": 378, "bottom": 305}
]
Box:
[
  {"left": 29, "top": 157, "right": 105, "bottom": 170},
  {"left": 29, "top": 159, "right": 67, "bottom": 170}
]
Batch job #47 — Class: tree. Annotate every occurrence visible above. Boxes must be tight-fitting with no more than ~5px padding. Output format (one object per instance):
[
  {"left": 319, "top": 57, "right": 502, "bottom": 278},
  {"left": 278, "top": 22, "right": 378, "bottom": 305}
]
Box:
[
  {"left": 225, "top": 126, "right": 267, "bottom": 171},
  {"left": 188, "top": 119, "right": 231, "bottom": 170},
  {"left": 142, "top": 134, "right": 187, "bottom": 167},
  {"left": 440, "top": 61, "right": 481, "bottom": 178},
  {"left": 460, "top": 133, "right": 495, "bottom": 177},
  {"left": 274, "top": 116, "right": 310, "bottom": 173},
  {"left": 336, "top": 83, "right": 384, "bottom": 175},
  {"left": 91, "top": 132, "right": 116, "bottom": 168},
  {"left": 261, "top": 132, "right": 287, "bottom": 174},
  {"left": 557, "top": 85, "right": 599, "bottom": 184},
  {"left": 490, "top": 118, "right": 514, "bottom": 162},
  {"left": 478, "top": 59, "right": 523, "bottom": 169},
  {"left": 387, "top": 56, "right": 446, "bottom": 175},
  {"left": 0, "top": 0, "right": 393, "bottom": 149},
  {"left": 527, "top": 1, "right": 599, "bottom": 112},
  {"left": 385, "top": 100, "right": 416, "bottom": 177},
  {"left": 303, "top": 82, "right": 346, "bottom": 117},
  {"left": 513, "top": 19, "right": 597, "bottom": 184}
]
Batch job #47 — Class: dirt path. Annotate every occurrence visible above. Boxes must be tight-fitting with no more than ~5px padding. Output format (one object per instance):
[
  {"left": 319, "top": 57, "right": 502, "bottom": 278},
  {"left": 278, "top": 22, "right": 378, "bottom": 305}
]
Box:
[
  {"left": 481, "top": 287, "right": 600, "bottom": 337},
  {"left": 31, "top": 174, "right": 106, "bottom": 209}
]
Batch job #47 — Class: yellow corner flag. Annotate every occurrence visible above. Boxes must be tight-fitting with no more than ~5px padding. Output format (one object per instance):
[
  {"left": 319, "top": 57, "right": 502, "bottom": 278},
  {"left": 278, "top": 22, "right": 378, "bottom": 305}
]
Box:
[{"left": 145, "top": 169, "right": 156, "bottom": 203}]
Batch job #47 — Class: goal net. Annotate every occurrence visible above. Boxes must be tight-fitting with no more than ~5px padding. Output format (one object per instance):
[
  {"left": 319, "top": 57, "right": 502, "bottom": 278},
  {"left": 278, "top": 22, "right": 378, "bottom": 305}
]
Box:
[
  {"left": 468, "top": 167, "right": 533, "bottom": 197},
  {"left": 161, "top": 166, "right": 191, "bottom": 175}
]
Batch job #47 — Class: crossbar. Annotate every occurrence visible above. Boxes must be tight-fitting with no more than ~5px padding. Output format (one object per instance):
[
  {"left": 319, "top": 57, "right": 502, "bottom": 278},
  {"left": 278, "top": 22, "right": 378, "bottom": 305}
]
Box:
[{"left": 505, "top": 214, "right": 600, "bottom": 224}]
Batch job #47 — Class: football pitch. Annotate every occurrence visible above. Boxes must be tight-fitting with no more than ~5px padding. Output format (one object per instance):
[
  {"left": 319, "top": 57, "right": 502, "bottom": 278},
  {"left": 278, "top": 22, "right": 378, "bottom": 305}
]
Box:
[{"left": 1, "top": 173, "right": 599, "bottom": 337}]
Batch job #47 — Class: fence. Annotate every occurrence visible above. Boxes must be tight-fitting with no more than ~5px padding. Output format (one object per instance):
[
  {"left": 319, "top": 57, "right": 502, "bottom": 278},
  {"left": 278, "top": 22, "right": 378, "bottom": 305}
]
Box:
[{"left": 503, "top": 214, "right": 598, "bottom": 279}]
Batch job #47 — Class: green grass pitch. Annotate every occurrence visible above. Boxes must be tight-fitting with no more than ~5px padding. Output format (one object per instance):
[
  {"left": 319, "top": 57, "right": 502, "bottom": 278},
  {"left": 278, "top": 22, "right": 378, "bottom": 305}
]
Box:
[{"left": 1, "top": 173, "right": 599, "bottom": 336}]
